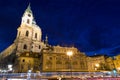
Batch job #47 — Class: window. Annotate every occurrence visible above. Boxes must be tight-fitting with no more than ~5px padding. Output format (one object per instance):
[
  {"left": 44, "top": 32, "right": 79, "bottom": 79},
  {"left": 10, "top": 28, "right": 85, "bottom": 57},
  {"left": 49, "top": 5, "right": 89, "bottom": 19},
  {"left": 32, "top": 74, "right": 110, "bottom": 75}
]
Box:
[
  {"left": 25, "top": 31, "right": 29, "bottom": 37},
  {"left": 80, "top": 62, "right": 85, "bottom": 69},
  {"left": 27, "top": 19, "right": 30, "bottom": 24},
  {"left": 39, "top": 45, "right": 41, "bottom": 49},
  {"left": 23, "top": 44, "right": 27, "bottom": 49},
  {"left": 28, "top": 65, "right": 30, "bottom": 70},
  {"left": 23, "top": 59, "right": 25, "bottom": 62},
  {"left": 26, "top": 53, "right": 29, "bottom": 56},
  {"left": 35, "top": 54, "right": 38, "bottom": 57},
  {"left": 28, "top": 14, "right": 31, "bottom": 17},
  {"left": 35, "top": 33, "right": 37, "bottom": 38},
  {"left": 73, "top": 61, "right": 78, "bottom": 65},
  {"left": 56, "top": 60, "right": 62, "bottom": 64},
  {"left": 46, "top": 61, "right": 52, "bottom": 65},
  {"left": 65, "top": 61, "right": 69, "bottom": 64},
  {"left": 21, "top": 65, "right": 24, "bottom": 70},
  {"left": 47, "top": 56, "right": 52, "bottom": 60}
]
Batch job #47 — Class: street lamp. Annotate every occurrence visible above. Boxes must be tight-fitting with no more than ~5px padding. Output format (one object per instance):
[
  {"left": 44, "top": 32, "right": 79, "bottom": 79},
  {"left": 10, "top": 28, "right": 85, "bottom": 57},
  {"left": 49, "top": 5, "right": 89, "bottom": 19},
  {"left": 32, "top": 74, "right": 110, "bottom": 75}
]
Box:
[
  {"left": 95, "top": 63, "right": 99, "bottom": 67},
  {"left": 95, "top": 63, "right": 99, "bottom": 71},
  {"left": 117, "top": 67, "right": 120, "bottom": 73},
  {"left": 66, "top": 51, "right": 73, "bottom": 79}
]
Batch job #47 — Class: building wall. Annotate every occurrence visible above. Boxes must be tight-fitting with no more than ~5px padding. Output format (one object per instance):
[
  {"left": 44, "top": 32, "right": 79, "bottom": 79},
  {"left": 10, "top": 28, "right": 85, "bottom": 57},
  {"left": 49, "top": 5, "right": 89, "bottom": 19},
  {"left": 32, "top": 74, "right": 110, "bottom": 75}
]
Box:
[
  {"left": 14, "top": 52, "right": 40, "bottom": 73},
  {"left": 42, "top": 48, "right": 88, "bottom": 72},
  {"left": 52, "top": 45, "right": 78, "bottom": 54},
  {"left": 114, "top": 55, "right": 120, "bottom": 72},
  {"left": 87, "top": 56, "right": 106, "bottom": 72},
  {"left": 106, "top": 57, "right": 114, "bottom": 70},
  {"left": 0, "top": 44, "right": 16, "bottom": 58}
]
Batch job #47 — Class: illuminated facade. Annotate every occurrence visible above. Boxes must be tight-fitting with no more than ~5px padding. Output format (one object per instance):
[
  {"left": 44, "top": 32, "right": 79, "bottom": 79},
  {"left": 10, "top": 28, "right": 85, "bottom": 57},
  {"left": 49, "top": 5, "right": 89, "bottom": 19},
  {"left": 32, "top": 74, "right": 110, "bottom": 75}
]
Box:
[
  {"left": 13, "top": 4, "right": 46, "bottom": 72},
  {"left": 113, "top": 55, "right": 120, "bottom": 72},
  {"left": 14, "top": 4, "right": 45, "bottom": 54},
  {"left": 42, "top": 45, "right": 88, "bottom": 72},
  {"left": 0, "top": 4, "right": 46, "bottom": 73},
  {"left": 87, "top": 55, "right": 107, "bottom": 72}
]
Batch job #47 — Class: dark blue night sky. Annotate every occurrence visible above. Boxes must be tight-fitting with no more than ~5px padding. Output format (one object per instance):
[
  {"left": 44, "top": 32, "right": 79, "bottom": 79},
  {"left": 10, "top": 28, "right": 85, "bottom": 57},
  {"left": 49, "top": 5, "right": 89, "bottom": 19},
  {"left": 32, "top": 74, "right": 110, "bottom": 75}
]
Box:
[{"left": 0, "top": 0, "right": 120, "bottom": 56}]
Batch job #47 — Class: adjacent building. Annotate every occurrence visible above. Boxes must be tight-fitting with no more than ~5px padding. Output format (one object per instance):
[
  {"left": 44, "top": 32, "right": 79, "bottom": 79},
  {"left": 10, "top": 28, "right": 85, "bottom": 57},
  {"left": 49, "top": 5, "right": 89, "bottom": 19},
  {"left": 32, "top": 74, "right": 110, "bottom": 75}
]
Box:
[
  {"left": 42, "top": 45, "right": 88, "bottom": 72},
  {"left": 113, "top": 55, "right": 120, "bottom": 72}
]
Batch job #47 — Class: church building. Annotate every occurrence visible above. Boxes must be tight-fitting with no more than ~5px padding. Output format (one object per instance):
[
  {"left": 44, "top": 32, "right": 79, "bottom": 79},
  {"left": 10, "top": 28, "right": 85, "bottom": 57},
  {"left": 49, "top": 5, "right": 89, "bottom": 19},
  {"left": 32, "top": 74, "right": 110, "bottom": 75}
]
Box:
[{"left": 0, "top": 4, "right": 46, "bottom": 72}]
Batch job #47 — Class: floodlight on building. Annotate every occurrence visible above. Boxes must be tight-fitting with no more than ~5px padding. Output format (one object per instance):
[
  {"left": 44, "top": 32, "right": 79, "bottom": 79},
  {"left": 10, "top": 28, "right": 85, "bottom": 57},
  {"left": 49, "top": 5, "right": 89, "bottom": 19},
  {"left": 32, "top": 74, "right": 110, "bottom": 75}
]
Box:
[
  {"left": 95, "top": 63, "right": 100, "bottom": 67},
  {"left": 67, "top": 51, "right": 73, "bottom": 57},
  {"left": 117, "top": 67, "right": 120, "bottom": 72}
]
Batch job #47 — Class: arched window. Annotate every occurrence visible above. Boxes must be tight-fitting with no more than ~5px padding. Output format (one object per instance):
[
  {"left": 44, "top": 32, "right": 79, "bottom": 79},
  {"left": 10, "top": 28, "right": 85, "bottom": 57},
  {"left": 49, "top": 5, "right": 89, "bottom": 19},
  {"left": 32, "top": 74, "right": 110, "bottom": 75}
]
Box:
[
  {"left": 23, "top": 44, "right": 27, "bottom": 49},
  {"left": 23, "top": 59, "right": 25, "bottom": 62},
  {"left": 25, "top": 31, "right": 29, "bottom": 37},
  {"left": 27, "top": 19, "right": 30, "bottom": 24},
  {"left": 28, "top": 14, "right": 31, "bottom": 17},
  {"left": 39, "top": 45, "right": 41, "bottom": 49},
  {"left": 35, "top": 33, "right": 37, "bottom": 38}
]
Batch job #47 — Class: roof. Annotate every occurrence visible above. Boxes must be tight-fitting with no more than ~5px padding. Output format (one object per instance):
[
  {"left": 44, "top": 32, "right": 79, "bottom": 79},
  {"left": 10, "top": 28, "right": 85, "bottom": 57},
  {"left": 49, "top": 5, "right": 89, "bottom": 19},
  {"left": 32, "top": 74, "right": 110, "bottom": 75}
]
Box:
[{"left": 25, "top": 3, "right": 32, "bottom": 13}]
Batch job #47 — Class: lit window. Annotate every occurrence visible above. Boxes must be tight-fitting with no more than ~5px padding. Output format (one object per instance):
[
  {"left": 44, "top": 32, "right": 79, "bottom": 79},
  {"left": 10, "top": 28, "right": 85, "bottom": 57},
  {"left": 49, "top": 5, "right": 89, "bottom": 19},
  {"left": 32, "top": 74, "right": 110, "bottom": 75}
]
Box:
[{"left": 26, "top": 53, "right": 29, "bottom": 56}]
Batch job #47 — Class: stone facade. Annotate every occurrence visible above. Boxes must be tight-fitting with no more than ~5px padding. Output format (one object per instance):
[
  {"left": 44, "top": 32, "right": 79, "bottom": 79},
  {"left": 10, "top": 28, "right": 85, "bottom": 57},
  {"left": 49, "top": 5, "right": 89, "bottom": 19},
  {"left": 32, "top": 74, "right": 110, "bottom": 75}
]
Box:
[
  {"left": 14, "top": 52, "right": 40, "bottom": 72},
  {"left": 0, "top": 4, "right": 45, "bottom": 73},
  {"left": 114, "top": 55, "right": 120, "bottom": 72},
  {"left": 42, "top": 46, "right": 88, "bottom": 72},
  {"left": 87, "top": 55, "right": 107, "bottom": 72},
  {"left": 14, "top": 4, "right": 44, "bottom": 54}
]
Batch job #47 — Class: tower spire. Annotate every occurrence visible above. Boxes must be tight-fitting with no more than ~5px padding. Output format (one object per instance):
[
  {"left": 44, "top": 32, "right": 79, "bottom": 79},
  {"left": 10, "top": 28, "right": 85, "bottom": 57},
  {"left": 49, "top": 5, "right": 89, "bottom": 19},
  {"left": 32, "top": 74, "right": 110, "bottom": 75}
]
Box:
[
  {"left": 21, "top": 3, "right": 34, "bottom": 26},
  {"left": 25, "top": 3, "right": 32, "bottom": 13}
]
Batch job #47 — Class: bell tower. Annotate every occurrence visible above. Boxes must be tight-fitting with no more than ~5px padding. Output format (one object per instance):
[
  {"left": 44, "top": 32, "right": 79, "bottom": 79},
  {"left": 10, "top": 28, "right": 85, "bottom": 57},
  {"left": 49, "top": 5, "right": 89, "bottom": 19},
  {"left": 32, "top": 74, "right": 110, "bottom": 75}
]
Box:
[
  {"left": 21, "top": 4, "right": 33, "bottom": 26},
  {"left": 14, "top": 4, "right": 44, "bottom": 54}
]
